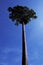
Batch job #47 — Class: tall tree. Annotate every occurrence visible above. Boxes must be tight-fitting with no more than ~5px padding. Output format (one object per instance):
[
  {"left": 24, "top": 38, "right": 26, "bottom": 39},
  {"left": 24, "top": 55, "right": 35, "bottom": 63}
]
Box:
[{"left": 8, "top": 5, "right": 37, "bottom": 65}]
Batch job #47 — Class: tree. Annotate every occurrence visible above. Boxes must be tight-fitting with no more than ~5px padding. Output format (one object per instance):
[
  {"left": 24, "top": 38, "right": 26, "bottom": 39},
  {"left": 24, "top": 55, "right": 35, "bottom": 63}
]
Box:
[{"left": 8, "top": 5, "right": 37, "bottom": 65}]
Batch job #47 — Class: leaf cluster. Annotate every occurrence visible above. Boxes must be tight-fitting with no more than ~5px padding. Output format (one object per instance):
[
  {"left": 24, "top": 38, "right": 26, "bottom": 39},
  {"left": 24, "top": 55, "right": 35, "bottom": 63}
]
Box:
[{"left": 8, "top": 5, "right": 37, "bottom": 25}]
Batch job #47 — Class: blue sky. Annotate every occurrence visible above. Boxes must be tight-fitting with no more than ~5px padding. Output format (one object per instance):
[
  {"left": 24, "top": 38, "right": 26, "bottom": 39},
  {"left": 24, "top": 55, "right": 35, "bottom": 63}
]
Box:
[{"left": 0, "top": 0, "right": 43, "bottom": 65}]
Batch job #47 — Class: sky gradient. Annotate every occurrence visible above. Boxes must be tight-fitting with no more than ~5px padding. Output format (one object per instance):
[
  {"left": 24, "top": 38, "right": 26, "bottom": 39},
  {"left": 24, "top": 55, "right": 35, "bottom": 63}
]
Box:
[{"left": 0, "top": 0, "right": 43, "bottom": 65}]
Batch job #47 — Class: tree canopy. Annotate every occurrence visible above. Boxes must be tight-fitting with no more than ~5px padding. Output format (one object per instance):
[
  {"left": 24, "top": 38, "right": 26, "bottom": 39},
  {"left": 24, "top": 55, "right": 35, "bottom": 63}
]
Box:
[{"left": 8, "top": 5, "right": 37, "bottom": 25}]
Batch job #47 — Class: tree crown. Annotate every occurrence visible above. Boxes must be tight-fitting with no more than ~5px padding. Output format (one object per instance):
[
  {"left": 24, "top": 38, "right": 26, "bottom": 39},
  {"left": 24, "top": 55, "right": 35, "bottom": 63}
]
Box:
[{"left": 8, "top": 5, "right": 37, "bottom": 25}]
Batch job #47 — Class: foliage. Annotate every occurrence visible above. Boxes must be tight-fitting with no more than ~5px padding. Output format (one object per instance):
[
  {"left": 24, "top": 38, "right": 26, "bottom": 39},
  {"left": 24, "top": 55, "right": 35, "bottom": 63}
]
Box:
[{"left": 8, "top": 5, "right": 37, "bottom": 25}]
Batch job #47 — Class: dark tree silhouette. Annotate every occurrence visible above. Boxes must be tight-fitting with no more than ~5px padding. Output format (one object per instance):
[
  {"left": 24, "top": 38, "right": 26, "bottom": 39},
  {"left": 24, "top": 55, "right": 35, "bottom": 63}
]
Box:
[{"left": 8, "top": 5, "right": 37, "bottom": 65}]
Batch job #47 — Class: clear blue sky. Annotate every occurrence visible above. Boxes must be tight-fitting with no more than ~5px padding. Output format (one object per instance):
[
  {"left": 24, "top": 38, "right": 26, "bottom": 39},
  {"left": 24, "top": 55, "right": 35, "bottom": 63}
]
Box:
[{"left": 0, "top": 0, "right": 43, "bottom": 65}]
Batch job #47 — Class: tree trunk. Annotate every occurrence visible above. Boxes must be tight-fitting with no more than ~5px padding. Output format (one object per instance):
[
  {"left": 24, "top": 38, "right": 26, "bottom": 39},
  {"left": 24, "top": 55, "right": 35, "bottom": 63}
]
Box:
[{"left": 22, "top": 22, "right": 28, "bottom": 65}]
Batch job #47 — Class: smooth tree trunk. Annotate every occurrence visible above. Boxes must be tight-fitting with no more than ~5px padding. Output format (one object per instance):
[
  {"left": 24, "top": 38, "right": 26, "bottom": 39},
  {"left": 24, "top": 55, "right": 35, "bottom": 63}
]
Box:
[{"left": 22, "top": 22, "right": 28, "bottom": 65}]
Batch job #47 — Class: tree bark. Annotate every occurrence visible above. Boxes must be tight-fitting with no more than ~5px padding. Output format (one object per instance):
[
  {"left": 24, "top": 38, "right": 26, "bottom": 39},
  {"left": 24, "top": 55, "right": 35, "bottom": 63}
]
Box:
[{"left": 22, "top": 22, "right": 28, "bottom": 65}]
